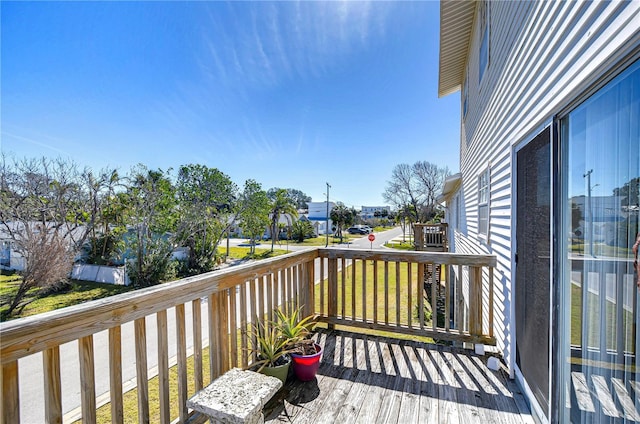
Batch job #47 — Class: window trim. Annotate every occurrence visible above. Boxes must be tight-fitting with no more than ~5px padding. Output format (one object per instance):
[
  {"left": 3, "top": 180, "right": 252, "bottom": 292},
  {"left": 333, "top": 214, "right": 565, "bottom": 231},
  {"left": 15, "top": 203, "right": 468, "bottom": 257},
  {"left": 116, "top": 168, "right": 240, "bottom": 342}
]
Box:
[{"left": 479, "top": 0, "right": 490, "bottom": 84}]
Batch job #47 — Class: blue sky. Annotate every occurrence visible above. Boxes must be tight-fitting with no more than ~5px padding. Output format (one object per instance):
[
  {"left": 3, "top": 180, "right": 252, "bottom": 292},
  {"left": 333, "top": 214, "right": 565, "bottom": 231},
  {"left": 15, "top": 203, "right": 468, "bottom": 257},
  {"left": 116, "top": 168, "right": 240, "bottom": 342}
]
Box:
[{"left": 1, "top": 1, "right": 460, "bottom": 208}]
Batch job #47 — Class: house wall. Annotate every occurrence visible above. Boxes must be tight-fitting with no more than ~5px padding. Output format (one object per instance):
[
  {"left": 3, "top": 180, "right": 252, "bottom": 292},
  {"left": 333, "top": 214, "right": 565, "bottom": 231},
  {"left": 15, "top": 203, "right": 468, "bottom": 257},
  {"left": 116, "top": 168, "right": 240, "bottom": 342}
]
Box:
[{"left": 454, "top": 0, "right": 640, "bottom": 382}]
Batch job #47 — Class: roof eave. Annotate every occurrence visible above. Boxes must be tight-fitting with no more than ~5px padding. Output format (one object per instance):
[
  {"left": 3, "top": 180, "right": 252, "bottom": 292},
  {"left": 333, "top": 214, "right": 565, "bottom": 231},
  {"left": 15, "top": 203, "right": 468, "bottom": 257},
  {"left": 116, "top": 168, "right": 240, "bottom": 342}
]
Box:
[{"left": 438, "top": 0, "right": 476, "bottom": 98}]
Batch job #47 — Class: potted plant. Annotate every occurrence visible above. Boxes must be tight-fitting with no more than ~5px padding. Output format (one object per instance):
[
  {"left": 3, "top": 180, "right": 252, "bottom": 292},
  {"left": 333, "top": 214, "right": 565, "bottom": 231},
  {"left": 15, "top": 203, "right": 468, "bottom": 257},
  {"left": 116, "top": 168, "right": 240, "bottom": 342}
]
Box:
[
  {"left": 274, "top": 308, "right": 322, "bottom": 381},
  {"left": 249, "top": 321, "right": 293, "bottom": 384}
]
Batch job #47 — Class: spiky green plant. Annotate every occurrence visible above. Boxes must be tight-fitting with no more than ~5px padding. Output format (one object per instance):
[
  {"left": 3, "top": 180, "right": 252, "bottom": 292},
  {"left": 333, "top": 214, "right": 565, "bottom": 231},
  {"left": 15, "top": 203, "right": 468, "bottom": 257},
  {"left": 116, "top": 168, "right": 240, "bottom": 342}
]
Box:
[
  {"left": 274, "top": 307, "right": 318, "bottom": 355},
  {"left": 249, "top": 321, "right": 293, "bottom": 372}
]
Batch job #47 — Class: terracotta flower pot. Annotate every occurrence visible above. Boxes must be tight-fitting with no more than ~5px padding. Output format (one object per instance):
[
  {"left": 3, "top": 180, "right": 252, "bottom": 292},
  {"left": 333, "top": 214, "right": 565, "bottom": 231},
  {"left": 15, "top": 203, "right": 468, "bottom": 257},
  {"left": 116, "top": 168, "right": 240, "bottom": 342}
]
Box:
[{"left": 291, "top": 343, "right": 323, "bottom": 381}]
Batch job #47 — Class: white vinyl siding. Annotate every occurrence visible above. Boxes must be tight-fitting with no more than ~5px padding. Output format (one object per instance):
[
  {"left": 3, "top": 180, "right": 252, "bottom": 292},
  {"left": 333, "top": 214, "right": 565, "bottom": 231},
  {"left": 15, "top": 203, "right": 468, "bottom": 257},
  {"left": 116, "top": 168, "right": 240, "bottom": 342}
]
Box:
[
  {"left": 478, "top": 169, "right": 490, "bottom": 236},
  {"left": 453, "top": 0, "right": 640, "bottom": 373}
]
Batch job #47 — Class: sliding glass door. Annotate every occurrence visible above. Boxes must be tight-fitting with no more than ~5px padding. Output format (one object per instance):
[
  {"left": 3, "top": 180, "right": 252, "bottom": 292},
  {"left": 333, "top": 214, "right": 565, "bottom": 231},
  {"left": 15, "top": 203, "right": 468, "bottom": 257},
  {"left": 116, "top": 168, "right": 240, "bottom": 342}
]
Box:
[{"left": 558, "top": 60, "right": 640, "bottom": 422}]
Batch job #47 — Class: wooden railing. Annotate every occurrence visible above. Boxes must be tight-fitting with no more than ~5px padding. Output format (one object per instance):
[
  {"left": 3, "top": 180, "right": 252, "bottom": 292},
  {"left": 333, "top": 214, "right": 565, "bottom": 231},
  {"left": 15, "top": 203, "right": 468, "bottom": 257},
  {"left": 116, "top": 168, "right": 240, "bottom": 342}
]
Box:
[
  {"left": 414, "top": 223, "right": 448, "bottom": 251},
  {"left": 1, "top": 249, "right": 317, "bottom": 424},
  {"left": 315, "top": 248, "right": 496, "bottom": 345},
  {"left": 1, "top": 247, "right": 496, "bottom": 423}
]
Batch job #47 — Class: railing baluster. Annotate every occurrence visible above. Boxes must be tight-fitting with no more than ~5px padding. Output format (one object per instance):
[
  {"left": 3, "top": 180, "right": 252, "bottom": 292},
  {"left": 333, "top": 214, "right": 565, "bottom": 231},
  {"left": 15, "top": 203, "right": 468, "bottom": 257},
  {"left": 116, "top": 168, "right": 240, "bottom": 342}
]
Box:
[
  {"left": 328, "top": 257, "right": 338, "bottom": 329},
  {"left": 395, "top": 261, "right": 401, "bottom": 326},
  {"left": 175, "top": 304, "right": 188, "bottom": 423},
  {"left": 373, "top": 259, "right": 378, "bottom": 325},
  {"left": 385, "top": 261, "right": 389, "bottom": 325},
  {"left": 362, "top": 259, "right": 367, "bottom": 323},
  {"left": 351, "top": 259, "right": 356, "bottom": 321},
  {"left": 250, "top": 278, "right": 258, "bottom": 363},
  {"left": 279, "top": 269, "right": 286, "bottom": 316},
  {"left": 320, "top": 258, "right": 325, "bottom": 315},
  {"left": 240, "top": 281, "right": 248, "bottom": 368},
  {"left": 431, "top": 263, "right": 437, "bottom": 332},
  {"left": 488, "top": 266, "right": 494, "bottom": 339},
  {"left": 267, "top": 273, "right": 274, "bottom": 325},
  {"left": 292, "top": 266, "right": 298, "bottom": 313},
  {"left": 43, "top": 346, "right": 62, "bottom": 424},
  {"left": 229, "top": 288, "right": 238, "bottom": 369},
  {"left": 79, "top": 335, "right": 96, "bottom": 423},
  {"left": 418, "top": 263, "right": 425, "bottom": 330},
  {"left": 407, "top": 262, "right": 412, "bottom": 329},
  {"left": 307, "top": 259, "right": 315, "bottom": 318},
  {"left": 456, "top": 264, "right": 463, "bottom": 333},
  {"left": 469, "top": 266, "right": 483, "bottom": 337},
  {"left": 218, "top": 290, "right": 230, "bottom": 373},
  {"left": 192, "top": 298, "right": 203, "bottom": 392},
  {"left": 2, "top": 360, "right": 20, "bottom": 424},
  {"left": 134, "top": 318, "right": 149, "bottom": 424},
  {"left": 157, "top": 310, "right": 170, "bottom": 424},
  {"left": 209, "top": 293, "right": 219, "bottom": 378},
  {"left": 108, "top": 326, "right": 124, "bottom": 424},
  {"left": 445, "top": 263, "right": 451, "bottom": 332},
  {"left": 341, "top": 257, "right": 346, "bottom": 319}
]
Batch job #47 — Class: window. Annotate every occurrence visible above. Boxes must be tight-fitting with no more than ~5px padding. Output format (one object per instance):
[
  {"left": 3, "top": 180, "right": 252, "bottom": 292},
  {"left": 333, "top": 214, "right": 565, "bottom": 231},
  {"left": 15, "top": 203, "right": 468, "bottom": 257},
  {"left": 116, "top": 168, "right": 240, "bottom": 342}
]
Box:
[
  {"left": 478, "top": 168, "right": 490, "bottom": 236},
  {"left": 479, "top": 0, "right": 489, "bottom": 83},
  {"left": 558, "top": 59, "right": 639, "bottom": 422}
]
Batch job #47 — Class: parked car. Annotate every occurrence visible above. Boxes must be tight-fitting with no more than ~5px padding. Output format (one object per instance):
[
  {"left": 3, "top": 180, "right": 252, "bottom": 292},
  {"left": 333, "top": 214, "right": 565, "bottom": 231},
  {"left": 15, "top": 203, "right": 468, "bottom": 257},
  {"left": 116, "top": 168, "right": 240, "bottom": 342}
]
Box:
[{"left": 347, "top": 226, "right": 370, "bottom": 235}]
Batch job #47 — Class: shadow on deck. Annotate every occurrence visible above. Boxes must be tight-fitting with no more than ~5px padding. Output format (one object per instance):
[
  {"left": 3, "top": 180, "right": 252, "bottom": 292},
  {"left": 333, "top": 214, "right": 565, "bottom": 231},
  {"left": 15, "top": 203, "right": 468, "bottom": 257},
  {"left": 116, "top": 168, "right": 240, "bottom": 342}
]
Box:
[{"left": 264, "top": 329, "right": 533, "bottom": 423}]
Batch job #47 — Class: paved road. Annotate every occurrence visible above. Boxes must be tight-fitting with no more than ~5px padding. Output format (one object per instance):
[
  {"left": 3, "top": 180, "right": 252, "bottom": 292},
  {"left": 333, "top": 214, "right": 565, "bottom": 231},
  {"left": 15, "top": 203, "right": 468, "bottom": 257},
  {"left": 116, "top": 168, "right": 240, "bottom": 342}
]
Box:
[{"left": 18, "top": 227, "right": 405, "bottom": 423}]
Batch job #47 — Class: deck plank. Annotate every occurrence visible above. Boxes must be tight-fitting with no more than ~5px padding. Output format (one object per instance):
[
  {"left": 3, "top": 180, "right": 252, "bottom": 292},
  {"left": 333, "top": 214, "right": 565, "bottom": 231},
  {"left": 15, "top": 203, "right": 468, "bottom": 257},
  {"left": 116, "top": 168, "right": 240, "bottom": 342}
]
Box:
[
  {"left": 611, "top": 377, "right": 640, "bottom": 421},
  {"left": 265, "top": 330, "right": 532, "bottom": 424},
  {"left": 571, "top": 371, "right": 595, "bottom": 413},
  {"left": 592, "top": 375, "right": 620, "bottom": 418}
]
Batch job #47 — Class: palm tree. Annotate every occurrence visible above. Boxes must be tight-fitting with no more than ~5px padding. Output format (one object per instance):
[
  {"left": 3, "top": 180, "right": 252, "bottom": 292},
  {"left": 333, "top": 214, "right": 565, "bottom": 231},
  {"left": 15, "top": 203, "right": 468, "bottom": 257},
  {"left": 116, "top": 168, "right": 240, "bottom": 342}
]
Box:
[
  {"left": 330, "top": 203, "right": 356, "bottom": 243},
  {"left": 269, "top": 189, "right": 298, "bottom": 251}
]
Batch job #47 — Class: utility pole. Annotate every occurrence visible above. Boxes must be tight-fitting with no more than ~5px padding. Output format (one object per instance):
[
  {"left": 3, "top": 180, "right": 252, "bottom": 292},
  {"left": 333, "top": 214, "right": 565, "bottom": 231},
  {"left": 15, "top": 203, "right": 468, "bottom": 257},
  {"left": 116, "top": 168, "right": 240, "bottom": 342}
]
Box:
[
  {"left": 325, "top": 182, "right": 331, "bottom": 247},
  {"left": 583, "top": 169, "right": 593, "bottom": 257}
]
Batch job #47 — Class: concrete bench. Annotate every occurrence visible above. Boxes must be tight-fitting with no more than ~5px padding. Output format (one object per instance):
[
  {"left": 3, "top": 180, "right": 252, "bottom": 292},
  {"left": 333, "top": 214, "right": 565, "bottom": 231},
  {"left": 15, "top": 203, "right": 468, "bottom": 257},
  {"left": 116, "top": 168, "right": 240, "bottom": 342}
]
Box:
[{"left": 187, "top": 368, "right": 282, "bottom": 424}]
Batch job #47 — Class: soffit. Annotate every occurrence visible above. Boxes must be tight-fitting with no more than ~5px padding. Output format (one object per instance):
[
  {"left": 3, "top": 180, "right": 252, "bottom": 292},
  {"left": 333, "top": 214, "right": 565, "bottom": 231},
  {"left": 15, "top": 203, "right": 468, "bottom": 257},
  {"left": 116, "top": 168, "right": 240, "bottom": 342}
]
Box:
[
  {"left": 438, "top": 0, "right": 476, "bottom": 97},
  {"left": 437, "top": 173, "right": 462, "bottom": 204}
]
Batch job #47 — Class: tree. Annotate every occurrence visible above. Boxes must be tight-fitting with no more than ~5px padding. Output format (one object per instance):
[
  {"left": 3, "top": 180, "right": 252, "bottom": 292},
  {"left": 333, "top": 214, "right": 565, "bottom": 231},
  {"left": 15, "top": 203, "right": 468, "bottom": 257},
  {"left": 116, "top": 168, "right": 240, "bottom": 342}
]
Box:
[
  {"left": 330, "top": 203, "right": 356, "bottom": 243},
  {"left": 85, "top": 169, "right": 126, "bottom": 265},
  {"left": 383, "top": 161, "right": 450, "bottom": 224},
  {"left": 267, "top": 189, "right": 298, "bottom": 252},
  {"left": 239, "top": 180, "right": 270, "bottom": 255},
  {"left": 121, "top": 166, "right": 177, "bottom": 287},
  {"left": 267, "top": 188, "right": 311, "bottom": 210},
  {"left": 613, "top": 177, "right": 639, "bottom": 209},
  {"left": 412, "top": 161, "right": 450, "bottom": 221},
  {"left": 291, "top": 220, "right": 315, "bottom": 242},
  {"left": 0, "top": 156, "right": 108, "bottom": 317},
  {"left": 175, "top": 164, "right": 238, "bottom": 274}
]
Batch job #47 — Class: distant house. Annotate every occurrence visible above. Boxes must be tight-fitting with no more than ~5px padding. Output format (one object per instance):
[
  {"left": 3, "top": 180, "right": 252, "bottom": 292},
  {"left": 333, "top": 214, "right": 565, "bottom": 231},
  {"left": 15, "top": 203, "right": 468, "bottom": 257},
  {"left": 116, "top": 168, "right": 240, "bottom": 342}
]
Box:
[
  {"left": 305, "top": 201, "right": 335, "bottom": 235},
  {"left": 438, "top": 1, "right": 639, "bottom": 422},
  {"left": 360, "top": 206, "right": 390, "bottom": 219}
]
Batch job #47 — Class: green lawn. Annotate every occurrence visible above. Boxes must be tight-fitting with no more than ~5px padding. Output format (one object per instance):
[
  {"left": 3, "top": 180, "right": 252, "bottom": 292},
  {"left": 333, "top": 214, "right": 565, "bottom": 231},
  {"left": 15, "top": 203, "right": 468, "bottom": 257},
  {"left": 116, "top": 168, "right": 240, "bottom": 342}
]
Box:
[
  {"left": 0, "top": 275, "right": 133, "bottom": 321},
  {"left": 225, "top": 246, "right": 289, "bottom": 260}
]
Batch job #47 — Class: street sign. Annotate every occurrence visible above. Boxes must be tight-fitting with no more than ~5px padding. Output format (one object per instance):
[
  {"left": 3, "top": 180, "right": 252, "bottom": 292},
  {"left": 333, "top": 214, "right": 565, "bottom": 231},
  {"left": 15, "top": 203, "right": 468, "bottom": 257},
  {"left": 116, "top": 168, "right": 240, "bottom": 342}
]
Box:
[{"left": 368, "top": 234, "right": 375, "bottom": 242}]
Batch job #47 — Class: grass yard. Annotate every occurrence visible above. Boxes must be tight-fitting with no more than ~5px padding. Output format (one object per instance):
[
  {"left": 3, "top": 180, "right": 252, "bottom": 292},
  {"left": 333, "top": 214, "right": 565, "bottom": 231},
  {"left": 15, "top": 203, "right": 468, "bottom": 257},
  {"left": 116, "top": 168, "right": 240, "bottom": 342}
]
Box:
[
  {"left": 570, "top": 282, "right": 634, "bottom": 352},
  {"left": 225, "top": 246, "right": 289, "bottom": 260},
  {"left": 0, "top": 274, "right": 133, "bottom": 321},
  {"left": 314, "top": 259, "right": 444, "bottom": 344},
  {"left": 74, "top": 346, "right": 214, "bottom": 424},
  {"left": 383, "top": 240, "right": 414, "bottom": 250}
]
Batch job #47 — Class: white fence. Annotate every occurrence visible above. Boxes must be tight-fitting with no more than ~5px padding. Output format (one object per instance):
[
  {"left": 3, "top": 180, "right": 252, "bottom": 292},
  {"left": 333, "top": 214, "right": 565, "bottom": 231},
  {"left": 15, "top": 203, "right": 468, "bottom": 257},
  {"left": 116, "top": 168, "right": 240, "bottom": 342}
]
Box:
[{"left": 71, "top": 264, "right": 130, "bottom": 286}]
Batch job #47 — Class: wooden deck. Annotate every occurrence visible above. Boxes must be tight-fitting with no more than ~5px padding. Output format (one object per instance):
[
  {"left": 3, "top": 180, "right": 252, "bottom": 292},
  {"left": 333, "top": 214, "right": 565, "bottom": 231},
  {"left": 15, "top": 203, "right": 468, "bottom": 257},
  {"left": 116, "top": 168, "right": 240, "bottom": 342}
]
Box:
[{"left": 264, "top": 329, "right": 534, "bottom": 423}]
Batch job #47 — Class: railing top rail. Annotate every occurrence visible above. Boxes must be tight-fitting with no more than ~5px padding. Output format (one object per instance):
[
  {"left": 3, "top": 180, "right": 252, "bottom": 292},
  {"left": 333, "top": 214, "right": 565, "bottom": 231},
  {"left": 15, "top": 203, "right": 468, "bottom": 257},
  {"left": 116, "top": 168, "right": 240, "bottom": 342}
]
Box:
[
  {"left": 0, "top": 248, "right": 318, "bottom": 365},
  {"left": 317, "top": 247, "right": 496, "bottom": 267}
]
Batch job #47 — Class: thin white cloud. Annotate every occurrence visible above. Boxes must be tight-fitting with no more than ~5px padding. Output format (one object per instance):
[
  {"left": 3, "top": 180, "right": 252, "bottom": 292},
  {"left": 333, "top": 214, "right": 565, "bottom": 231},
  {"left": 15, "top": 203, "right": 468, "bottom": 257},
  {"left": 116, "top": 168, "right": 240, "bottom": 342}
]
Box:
[
  {"left": 1, "top": 130, "right": 72, "bottom": 156},
  {"left": 198, "top": 1, "right": 391, "bottom": 89}
]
